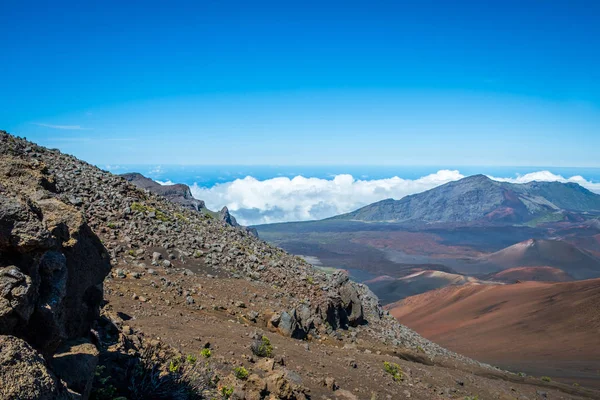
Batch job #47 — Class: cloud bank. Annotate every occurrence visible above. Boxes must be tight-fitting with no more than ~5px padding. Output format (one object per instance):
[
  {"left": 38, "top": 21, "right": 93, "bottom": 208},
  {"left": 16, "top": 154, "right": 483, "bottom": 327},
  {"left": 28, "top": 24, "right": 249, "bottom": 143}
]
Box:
[{"left": 188, "top": 170, "right": 600, "bottom": 226}]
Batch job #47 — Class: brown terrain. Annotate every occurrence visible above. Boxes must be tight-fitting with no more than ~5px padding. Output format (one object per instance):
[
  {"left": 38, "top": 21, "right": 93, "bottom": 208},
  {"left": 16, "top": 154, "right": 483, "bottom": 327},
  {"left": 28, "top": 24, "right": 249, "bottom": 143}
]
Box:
[
  {"left": 3, "top": 130, "right": 599, "bottom": 399},
  {"left": 488, "top": 266, "right": 574, "bottom": 282},
  {"left": 387, "top": 279, "right": 600, "bottom": 389},
  {"left": 468, "top": 239, "right": 600, "bottom": 279}
]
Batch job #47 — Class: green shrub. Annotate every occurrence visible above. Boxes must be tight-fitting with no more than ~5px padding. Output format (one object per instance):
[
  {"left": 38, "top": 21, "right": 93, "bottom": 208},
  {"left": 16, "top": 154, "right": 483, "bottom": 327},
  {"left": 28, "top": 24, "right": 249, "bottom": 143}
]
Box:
[
  {"left": 233, "top": 366, "right": 248, "bottom": 380},
  {"left": 131, "top": 202, "right": 148, "bottom": 213},
  {"left": 219, "top": 385, "right": 234, "bottom": 398},
  {"left": 174, "top": 212, "right": 187, "bottom": 221},
  {"left": 131, "top": 202, "right": 170, "bottom": 222},
  {"left": 107, "top": 222, "right": 117, "bottom": 229},
  {"left": 541, "top": 376, "right": 552, "bottom": 382},
  {"left": 251, "top": 336, "right": 273, "bottom": 357},
  {"left": 186, "top": 354, "right": 197, "bottom": 364},
  {"left": 200, "top": 348, "right": 211, "bottom": 358},
  {"left": 155, "top": 210, "right": 169, "bottom": 222},
  {"left": 383, "top": 361, "right": 403, "bottom": 382},
  {"left": 169, "top": 357, "right": 182, "bottom": 373}
]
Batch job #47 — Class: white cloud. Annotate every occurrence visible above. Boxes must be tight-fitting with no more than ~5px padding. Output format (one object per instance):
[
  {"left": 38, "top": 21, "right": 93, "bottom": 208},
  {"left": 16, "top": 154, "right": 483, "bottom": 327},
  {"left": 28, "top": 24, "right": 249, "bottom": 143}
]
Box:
[
  {"left": 156, "top": 180, "right": 175, "bottom": 186},
  {"left": 190, "top": 170, "right": 465, "bottom": 225},
  {"left": 186, "top": 170, "right": 600, "bottom": 226},
  {"left": 33, "top": 122, "right": 90, "bottom": 130}
]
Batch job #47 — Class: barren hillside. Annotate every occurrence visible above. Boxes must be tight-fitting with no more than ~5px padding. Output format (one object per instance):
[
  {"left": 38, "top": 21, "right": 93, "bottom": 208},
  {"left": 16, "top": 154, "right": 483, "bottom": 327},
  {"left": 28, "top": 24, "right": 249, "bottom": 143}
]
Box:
[{"left": 388, "top": 279, "right": 600, "bottom": 389}]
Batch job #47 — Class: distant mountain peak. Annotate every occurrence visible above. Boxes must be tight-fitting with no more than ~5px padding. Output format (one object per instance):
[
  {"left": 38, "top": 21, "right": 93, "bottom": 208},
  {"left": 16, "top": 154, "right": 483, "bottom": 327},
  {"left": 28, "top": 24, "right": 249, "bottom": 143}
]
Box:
[{"left": 461, "top": 174, "right": 492, "bottom": 182}]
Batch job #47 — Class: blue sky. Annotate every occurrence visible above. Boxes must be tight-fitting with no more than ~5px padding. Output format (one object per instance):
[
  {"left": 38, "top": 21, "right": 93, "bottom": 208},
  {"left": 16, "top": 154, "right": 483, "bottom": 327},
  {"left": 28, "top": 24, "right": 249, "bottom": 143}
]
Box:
[{"left": 1, "top": 0, "right": 599, "bottom": 166}]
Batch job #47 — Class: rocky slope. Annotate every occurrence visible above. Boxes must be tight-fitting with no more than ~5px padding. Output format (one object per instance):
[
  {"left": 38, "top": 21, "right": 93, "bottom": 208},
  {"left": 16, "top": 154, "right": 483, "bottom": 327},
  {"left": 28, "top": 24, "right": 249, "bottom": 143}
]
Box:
[
  {"left": 1, "top": 130, "right": 598, "bottom": 399},
  {"left": 122, "top": 172, "right": 258, "bottom": 237},
  {"left": 335, "top": 174, "right": 600, "bottom": 225}
]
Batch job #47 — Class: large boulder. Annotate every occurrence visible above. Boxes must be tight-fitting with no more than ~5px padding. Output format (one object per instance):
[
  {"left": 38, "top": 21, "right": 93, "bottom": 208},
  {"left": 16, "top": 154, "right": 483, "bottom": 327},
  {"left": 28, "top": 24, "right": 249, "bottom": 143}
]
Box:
[
  {"left": 0, "top": 335, "right": 71, "bottom": 400},
  {"left": 336, "top": 273, "right": 364, "bottom": 326},
  {"left": 275, "top": 271, "right": 379, "bottom": 339}
]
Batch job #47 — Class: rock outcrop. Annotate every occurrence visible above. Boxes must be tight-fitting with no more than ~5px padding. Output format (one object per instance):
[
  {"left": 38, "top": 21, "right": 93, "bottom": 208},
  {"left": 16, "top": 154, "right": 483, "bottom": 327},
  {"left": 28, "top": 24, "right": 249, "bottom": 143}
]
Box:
[
  {"left": 0, "top": 156, "right": 110, "bottom": 356},
  {"left": 219, "top": 206, "right": 259, "bottom": 237},
  {"left": 0, "top": 141, "right": 112, "bottom": 398},
  {"left": 121, "top": 172, "right": 206, "bottom": 211}
]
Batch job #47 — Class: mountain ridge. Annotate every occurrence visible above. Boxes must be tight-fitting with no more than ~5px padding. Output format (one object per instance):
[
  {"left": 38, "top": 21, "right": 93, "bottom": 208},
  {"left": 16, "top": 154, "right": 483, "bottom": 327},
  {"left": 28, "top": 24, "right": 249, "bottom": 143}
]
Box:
[{"left": 332, "top": 174, "right": 600, "bottom": 225}]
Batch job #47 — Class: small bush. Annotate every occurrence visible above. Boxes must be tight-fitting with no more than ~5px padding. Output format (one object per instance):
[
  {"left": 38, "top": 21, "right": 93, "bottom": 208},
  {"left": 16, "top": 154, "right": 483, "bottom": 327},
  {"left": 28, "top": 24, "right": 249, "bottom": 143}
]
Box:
[
  {"left": 200, "top": 348, "right": 211, "bottom": 358},
  {"left": 219, "top": 386, "right": 234, "bottom": 399},
  {"left": 131, "top": 202, "right": 148, "bottom": 213},
  {"left": 186, "top": 354, "right": 197, "bottom": 364},
  {"left": 169, "top": 357, "right": 182, "bottom": 373},
  {"left": 250, "top": 336, "right": 273, "bottom": 358},
  {"left": 125, "top": 343, "right": 215, "bottom": 399},
  {"left": 233, "top": 366, "right": 248, "bottom": 380},
  {"left": 383, "top": 361, "right": 403, "bottom": 382},
  {"left": 541, "top": 376, "right": 552, "bottom": 382},
  {"left": 131, "top": 202, "right": 170, "bottom": 221},
  {"left": 107, "top": 222, "right": 117, "bottom": 229},
  {"left": 517, "top": 372, "right": 526, "bottom": 377},
  {"left": 155, "top": 210, "right": 169, "bottom": 222},
  {"left": 174, "top": 212, "right": 187, "bottom": 221}
]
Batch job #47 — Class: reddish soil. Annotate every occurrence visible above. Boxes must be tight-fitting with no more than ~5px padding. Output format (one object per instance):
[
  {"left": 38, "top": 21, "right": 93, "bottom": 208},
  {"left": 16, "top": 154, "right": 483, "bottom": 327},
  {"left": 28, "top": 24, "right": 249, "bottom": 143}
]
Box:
[
  {"left": 387, "top": 279, "right": 600, "bottom": 388},
  {"left": 489, "top": 266, "right": 574, "bottom": 282},
  {"left": 466, "top": 239, "right": 600, "bottom": 279}
]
